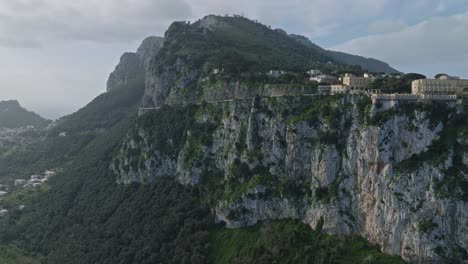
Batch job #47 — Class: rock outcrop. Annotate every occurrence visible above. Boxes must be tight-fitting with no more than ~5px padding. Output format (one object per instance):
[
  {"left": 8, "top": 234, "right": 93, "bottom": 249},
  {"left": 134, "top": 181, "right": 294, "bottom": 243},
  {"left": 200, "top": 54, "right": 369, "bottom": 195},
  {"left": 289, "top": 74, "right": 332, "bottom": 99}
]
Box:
[
  {"left": 107, "top": 36, "right": 164, "bottom": 92},
  {"left": 0, "top": 100, "right": 50, "bottom": 128},
  {"left": 112, "top": 96, "right": 468, "bottom": 263}
]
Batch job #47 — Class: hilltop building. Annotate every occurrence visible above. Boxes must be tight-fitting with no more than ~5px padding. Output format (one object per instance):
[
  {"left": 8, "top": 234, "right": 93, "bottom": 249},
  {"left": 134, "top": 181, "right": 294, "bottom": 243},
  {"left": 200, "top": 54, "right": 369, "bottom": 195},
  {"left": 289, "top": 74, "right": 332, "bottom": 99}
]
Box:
[
  {"left": 342, "top": 73, "right": 374, "bottom": 89},
  {"left": 411, "top": 75, "right": 468, "bottom": 97}
]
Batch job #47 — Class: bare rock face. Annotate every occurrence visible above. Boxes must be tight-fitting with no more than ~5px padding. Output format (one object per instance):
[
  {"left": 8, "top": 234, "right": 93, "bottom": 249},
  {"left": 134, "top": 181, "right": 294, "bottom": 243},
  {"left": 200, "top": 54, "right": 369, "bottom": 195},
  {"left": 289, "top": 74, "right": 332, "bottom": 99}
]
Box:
[
  {"left": 106, "top": 52, "right": 143, "bottom": 92},
  {"left": 137, "top": 36, "right": 165, "bottom": 71},
  {"left": 198, "top": 15, "right": 228, "bottom": 31},
  {"left": 112, "top": 96, "right": 468, "bottom": 263},
  {"left": 106, "top": 36, "right": 164, "bottom": 92}
]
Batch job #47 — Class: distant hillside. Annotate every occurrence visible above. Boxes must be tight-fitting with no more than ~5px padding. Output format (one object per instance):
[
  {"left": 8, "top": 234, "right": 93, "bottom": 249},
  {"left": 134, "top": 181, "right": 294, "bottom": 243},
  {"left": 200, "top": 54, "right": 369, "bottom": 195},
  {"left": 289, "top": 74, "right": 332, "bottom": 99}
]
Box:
[
  {"left": 0, "top": 100, "right": 49, "bottom": 128},
  {"left": 289, "top": 34, "right": 400, "bottom": 74}
]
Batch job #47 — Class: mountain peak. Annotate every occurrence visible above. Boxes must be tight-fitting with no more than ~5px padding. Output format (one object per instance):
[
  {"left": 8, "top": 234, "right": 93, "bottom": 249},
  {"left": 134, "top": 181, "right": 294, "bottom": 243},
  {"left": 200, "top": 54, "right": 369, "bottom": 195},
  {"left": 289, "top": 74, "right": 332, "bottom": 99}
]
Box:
[
  {"left": 0, "top": 100, "right": 49, "bottom": 128},
  {"left": 198, "top": 15, "right": 227, "bottom": 30},
  {"left": 107, "top": 36, "right": 164, "bottom": 92},
  {"left": 0, "top": 100, "right": 21, "bottom": 110}
]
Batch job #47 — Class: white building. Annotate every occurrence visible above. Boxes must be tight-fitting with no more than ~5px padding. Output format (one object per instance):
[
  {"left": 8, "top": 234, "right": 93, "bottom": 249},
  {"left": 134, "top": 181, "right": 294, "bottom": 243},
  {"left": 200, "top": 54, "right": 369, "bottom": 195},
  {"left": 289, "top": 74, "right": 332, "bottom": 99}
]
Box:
[
  {"left": 308, "top": 69, "right": 321, "bottom": 76},
  {"left": 14, "top": 179, "right": 26, "bottom": 186},
  {"left": 267, "top": 70, "right": 286, "bottom": 78},
  {"left": 310, "top": 75, "right": 337, "bottom": 84},
  {"left": 44, "top": 170, "right": 57, "bottom": 177}
]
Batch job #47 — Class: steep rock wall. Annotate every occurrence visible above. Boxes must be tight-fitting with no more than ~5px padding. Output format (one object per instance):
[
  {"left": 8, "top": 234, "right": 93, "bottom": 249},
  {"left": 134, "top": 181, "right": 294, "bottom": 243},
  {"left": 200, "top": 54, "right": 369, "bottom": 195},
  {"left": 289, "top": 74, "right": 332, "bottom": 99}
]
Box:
[{"left": 112, "top": 96, "right": 468, "bottom": 263}]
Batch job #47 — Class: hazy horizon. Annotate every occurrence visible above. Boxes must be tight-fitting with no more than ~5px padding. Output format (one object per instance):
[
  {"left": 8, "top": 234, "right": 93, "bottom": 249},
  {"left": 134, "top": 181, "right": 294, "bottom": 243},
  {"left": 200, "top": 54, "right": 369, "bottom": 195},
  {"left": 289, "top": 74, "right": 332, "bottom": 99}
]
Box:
[{"left": 1, "top": 0, "right": 467, "bottom": 119}]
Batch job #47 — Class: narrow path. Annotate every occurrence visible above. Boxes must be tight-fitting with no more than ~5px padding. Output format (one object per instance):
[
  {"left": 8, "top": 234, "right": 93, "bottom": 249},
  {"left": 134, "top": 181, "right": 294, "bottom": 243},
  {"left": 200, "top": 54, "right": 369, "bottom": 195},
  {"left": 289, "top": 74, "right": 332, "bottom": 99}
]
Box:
[{"left": 138, "top": 94, "right": 319, "bottom": 116}]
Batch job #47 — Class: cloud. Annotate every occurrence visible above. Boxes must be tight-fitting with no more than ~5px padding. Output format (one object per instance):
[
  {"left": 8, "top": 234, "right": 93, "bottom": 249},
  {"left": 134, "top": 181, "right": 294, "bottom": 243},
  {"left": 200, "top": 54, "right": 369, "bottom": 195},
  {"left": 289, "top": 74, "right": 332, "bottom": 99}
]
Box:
[
  {"left": 0, "top": 0, "right": 393, "bottom": 48},
  {"left": 330, "top": 11, "right": 468, "bottom": 76},
  {"left": 0, "top": 0, "right": 192, "bottom": 46},
  {"left": 368, "top": 18, "right": 408, "bottom": 33},
  {"left": 0, "top": 37, "right": 41, "bottom": 48},
  {"left": 188, "top": 0, "right": 390, "bottom": 43},
  {"left": 436, "top": 0, "right": 447, "bottom": 11}
]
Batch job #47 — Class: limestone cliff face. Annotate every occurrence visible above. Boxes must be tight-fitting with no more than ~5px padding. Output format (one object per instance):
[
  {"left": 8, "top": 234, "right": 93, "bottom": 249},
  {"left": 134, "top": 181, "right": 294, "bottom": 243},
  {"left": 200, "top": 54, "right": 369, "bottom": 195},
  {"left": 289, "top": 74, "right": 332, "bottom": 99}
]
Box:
[
  {"left": 111, "top": 96, "right": 468, "bottom": 263},
  {"left": 107, "top": 36, "right": 164, "bottom": 92}
]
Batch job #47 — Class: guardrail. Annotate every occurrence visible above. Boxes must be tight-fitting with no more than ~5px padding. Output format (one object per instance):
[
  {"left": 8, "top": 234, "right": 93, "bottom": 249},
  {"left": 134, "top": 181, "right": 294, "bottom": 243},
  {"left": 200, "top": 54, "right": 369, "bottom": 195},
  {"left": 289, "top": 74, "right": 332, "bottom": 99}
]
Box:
[{"left": 137, "top": 94, "right": 319, "bottom": 116}]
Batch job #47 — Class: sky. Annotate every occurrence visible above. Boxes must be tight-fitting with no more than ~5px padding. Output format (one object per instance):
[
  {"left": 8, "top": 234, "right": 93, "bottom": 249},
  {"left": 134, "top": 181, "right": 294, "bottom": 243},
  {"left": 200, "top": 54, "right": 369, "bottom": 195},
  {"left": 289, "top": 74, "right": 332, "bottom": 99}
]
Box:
[{"left": 0, "top": 0, "right": 467, "bottom": 119}]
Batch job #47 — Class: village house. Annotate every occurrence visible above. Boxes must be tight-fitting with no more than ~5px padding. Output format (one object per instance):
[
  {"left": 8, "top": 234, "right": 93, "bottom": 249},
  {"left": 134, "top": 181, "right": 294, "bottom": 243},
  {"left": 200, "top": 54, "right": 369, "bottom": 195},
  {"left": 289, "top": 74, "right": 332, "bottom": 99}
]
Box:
[
  {"left": 308, "top": 69, "right": 321, "bottom": 76},
  {"left": 44, "top": 170, "right": 57, "bottom": 177},
  {"left": 267, "top": 70, "right": 286, "bottom": 78},
  {"left": 14, "top": 179, "right": 26, "bottom": 186},
  {"left": 310, "top": 74, "right": 337, "bottom": 84},
  {"left": 342, "top": 73, "right": 374, "bottom": 89}
]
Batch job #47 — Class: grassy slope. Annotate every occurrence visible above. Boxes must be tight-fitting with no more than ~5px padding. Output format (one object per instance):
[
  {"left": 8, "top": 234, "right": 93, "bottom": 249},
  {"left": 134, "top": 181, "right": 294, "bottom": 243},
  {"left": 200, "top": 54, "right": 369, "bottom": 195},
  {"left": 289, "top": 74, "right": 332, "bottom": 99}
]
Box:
[{"left": 210, "top": 221, "right": 406, "bottom": 264}]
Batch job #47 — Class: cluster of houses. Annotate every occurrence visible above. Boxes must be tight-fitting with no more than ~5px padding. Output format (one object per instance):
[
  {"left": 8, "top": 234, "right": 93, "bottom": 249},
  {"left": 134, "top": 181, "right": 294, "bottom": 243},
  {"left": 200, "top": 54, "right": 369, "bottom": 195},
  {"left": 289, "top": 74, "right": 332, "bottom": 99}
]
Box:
[
  {"left": 14, "top": 169, "right": 57, "bottom": 189},
  {"left": 316, "top": 72, "right": 468, "bottom": 104},
  {"left": 0, "top": 170, "right": 55, "bottom": 218},
  {"left": 318, "top": 73, "right": 385, "bottom": 95}
]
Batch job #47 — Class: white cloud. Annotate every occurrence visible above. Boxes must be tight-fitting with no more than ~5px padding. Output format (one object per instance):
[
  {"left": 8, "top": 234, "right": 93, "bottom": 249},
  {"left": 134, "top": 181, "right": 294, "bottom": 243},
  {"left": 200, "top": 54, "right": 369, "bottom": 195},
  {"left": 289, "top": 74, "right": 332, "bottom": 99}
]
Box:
[
  {"left": 369, "top": 18, "right": 408, "bottom": 33},
  {"left": 0, "top": 0, "right": 192, "bottom": 46},
  {"left": 0, "top": 0, "right": 392, "bottom": 48},
  {"left": 187, "top": 0, "right": 390, "bottom": 44},
  {"left": 330, "top": 11, "right": 468, "bottom": 77},
  {"left": 436, "top": 0, "right": 447, "bottom": 11}
]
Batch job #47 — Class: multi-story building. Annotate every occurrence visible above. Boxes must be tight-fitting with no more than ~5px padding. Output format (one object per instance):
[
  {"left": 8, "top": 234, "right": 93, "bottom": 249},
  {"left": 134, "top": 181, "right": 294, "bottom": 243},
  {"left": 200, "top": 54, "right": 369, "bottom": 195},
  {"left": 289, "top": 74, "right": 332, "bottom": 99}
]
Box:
[
  {"left": 318, "top": 85, "right": 351, "bottom": 95},
  {"left": 342, "top": 73, "right": 374, "bottom": 89},
  {"left": 411, "top": 75, "right": 468, "bottom": 98}
]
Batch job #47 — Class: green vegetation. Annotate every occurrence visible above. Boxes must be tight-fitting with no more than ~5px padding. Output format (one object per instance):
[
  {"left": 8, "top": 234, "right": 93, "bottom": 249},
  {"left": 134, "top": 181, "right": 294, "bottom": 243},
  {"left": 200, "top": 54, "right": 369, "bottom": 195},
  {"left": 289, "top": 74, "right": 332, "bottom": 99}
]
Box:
[
  {"left": 0, "top": 244, "right": 42, "bottom": 264},
  {"left": 366, "top": 73, "right": 426, "bottom": 94},
  {"left": 157, "top": 16, "right": 331, "bottom": 75},
  {"left": 288, "top": 95, "right": 342, "bottom": 126},
  {"left": 0, "top": 109, "right": 213, "bottom": 263},
  {"left": 0, "top": 78, "right": 144, "bottom": 180},
  {"left": 210, "top": 220, "right": 406, "bottom": 264}
]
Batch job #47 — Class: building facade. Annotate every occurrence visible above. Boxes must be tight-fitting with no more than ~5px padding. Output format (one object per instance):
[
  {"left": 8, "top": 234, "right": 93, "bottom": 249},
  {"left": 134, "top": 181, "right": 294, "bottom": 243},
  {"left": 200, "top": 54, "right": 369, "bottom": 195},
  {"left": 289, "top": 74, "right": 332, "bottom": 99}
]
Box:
[
  {"left": 342, "top": 73, "right": 374, "bottom": 89},
  {"left": 318, "top": 85, "right": 351, "bottom": 95},
  {"left": 411, "top": 76, "right": 468, "bottom": 97}
]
